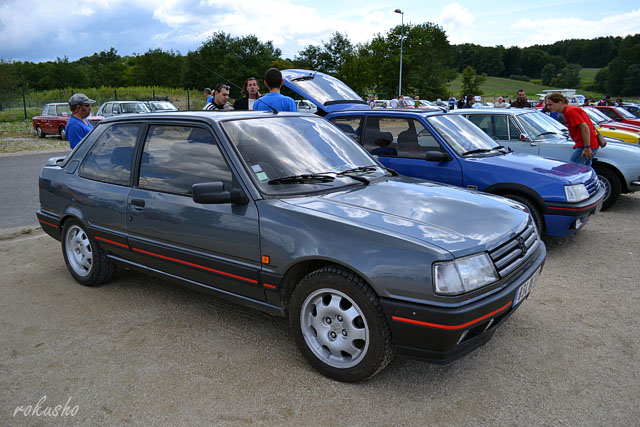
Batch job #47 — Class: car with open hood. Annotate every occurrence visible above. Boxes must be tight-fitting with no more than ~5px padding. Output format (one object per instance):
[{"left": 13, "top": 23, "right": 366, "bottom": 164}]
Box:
[
  {"left": 451, "top": 108, "right": 640, "bottom": 210},
  {"left": 282, "top": 69, "right": 605, "bottom": 237},
  {"left": 37, "top": 110, "right": 545, "bottom": 382}
]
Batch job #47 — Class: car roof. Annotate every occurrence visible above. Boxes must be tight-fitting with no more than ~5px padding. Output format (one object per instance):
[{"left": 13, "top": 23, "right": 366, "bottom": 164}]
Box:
[
  {"left": 451, "top": 108, "right": 531, "bottom": 116},
  {"left": 102, "top": 100, "right": 148, "bottom": 104},
  {"left": 329, "top": 108, "right": 446, "bottom": 118},
  {"left": 97, "top": 110, "right": 315, "bottom": 125}
]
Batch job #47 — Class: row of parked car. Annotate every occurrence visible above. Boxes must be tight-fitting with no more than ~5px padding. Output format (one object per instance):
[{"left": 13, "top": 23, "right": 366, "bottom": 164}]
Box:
[
  {"left": 32, "top": 100, "right": 178, "bottom": 139},
  {"left": 35, "top": 70, "right": 640, "bottom": 382}
]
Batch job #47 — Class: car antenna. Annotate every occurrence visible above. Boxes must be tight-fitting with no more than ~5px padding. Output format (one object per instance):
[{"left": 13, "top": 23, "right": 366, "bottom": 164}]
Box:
[{"left": 194, "top": 61, "right": 279, "bottom": 114}]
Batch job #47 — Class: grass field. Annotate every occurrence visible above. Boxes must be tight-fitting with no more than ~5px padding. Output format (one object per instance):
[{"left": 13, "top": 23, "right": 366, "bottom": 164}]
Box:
[{"left": 446, "top": 71, "right": 606, "bottom": 102}]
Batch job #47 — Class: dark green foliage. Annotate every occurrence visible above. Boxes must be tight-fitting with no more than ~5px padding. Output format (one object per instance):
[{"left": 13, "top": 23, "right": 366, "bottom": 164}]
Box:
[
  {"left": 541, "top": 64, "right": 556, "bottom": 86},
  {"left": 462, "top": 66, "right": 486, "bottom": 96}
]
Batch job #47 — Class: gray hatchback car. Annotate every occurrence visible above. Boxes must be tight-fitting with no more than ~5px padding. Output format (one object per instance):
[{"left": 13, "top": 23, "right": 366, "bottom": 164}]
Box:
[{"left": 37, "top": 111, "right": 546, "bottom": 382}]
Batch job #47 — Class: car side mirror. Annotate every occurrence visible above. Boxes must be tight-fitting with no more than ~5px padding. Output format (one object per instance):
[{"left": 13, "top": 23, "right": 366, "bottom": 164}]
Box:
[
  {"left": 425, "top": 151, "right": 452, "bottom": 162},
  {"left": 192, "top": 182, "right": 248, "bottom": 205}
]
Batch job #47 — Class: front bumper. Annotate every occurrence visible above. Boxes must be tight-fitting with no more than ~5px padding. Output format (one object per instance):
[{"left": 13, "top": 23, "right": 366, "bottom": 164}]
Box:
[
  {"left": 542, "top": 185, "right": 605, "bottom": 236},
  {"left": 380, "top": 241, "right": 546, "bottom": 364}
]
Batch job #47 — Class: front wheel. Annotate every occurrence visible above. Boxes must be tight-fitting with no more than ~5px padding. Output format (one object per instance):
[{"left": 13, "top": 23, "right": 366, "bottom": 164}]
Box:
[
  {"left": 59, "top": 125, "right": 66, "bottom": 140},
  {"left": 593, "top": 165, "right": 620, "bottom": 211},
  {"left": 36, "top": 125, "right": 45, "bottom": 138},
  {"left": 61, "top": 219, "right": 115, "bottom": 286},
  {"left": 504, "top": 193, "right": 544, "bottom": 235},
  {"left": 289, "top": 265, "right": 394, "bottom": 382}
]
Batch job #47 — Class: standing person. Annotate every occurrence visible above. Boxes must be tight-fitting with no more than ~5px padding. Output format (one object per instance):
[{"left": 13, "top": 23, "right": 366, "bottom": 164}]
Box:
[
  {"left": 252, "top": 68, "right": 297, "bottom": 112},
  {"left": 457, "top": 95, "right": 465, "bottom": 109},
  {"left": 65, "top": 93, "right": 96, "bottom": 149},
  {"left": 615, "top": 98, "right": 624, "bottom": 107},
  {"left": 536, "top": 97, "right": 545, "bottom": 108},
  {"left": 448, "top": 94, "right": 456, "bottom": 110},
  {"left": 494, "top": 96, "right": 507, "bottom": 108},
  {"left": 368, "top": 95, "right": 376, "bottom": 109},
  {"left": 203, "top": 83, "right": 234, "bottom": 111},
  {"left": 511, "top": 90, "right": 532, "bottom": 108},
  {"left": 204, "top": 88, "right": 213, "bottom": 105},
  {"left": 545, "top": 92, "right": 599, "bottom": 166},
  {"left": 597, "top": 95, "right": 613, "bottom": 106},
  {"left": 390, "top": 96, "right": 399, "bottom": 108},
  {"left": 233, "top": 77, "right": 261, "bottom": 110},
  {"left": 461, "top": 94, "right": 475, "bottom": 109}
]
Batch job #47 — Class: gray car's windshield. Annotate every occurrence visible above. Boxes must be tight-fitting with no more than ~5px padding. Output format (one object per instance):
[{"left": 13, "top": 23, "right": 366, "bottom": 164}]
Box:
[
  {"left": 427, "top": 114, "right": 502, "bottom": 155},
  {"left": 517, "top": 111, "right": 566, "bottom": 140},
  {"left": 222, "top": 116, "right": 384, "bottom": 195},
  {"left": 287, "top": 72, "right": 364, "bottom": 106}
]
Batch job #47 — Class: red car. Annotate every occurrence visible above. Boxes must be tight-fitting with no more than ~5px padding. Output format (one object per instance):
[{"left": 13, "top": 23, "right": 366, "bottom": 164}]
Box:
[
  {"left": 592, "top": 106, "right": 640, "bottom": 127},
  {"left": 32, "top": 103, "right": 102, "bottom": 140},
  {"left": 583, "top": 107, "right": 640, "bottom": 135}
]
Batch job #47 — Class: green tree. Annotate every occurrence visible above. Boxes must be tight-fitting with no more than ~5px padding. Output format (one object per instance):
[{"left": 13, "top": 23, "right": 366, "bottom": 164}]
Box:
[
  {"left": 461, "top": 66, "right": 486, "bottom": 96},
  {"left": 540, "top": 63, "right": 556, "bottom": 85},
  {"left": 127, "top": 48, "right": 183, "bottom": 87},
  {"left": 552, "top": 64, "right": 580, "bottom": 87}
]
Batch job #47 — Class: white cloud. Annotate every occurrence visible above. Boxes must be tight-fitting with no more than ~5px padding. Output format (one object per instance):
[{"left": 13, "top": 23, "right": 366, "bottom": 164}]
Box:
[
  {"left": 438, "top": 3, "right": 475, "bottom": 44},
  {"left": 511, "top": 8, "right": 640, "bottom": 46}
]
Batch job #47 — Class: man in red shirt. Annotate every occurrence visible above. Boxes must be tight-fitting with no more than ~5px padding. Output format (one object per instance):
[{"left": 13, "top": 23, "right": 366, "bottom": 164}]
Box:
[{"left": 545, "top": 92, "right": 599, "bottom": 166}]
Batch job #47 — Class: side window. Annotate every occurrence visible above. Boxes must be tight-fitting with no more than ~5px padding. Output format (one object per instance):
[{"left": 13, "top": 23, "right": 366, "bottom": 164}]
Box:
[
  {"left": 111, "top": 104, "right": 119, "bottom": 115},
  {"left": 330, "top": 117, "right": 363, "bottom": 143},
  {"left": 467, "top": 115, "right": 493, "bottom": 136},
  {"left": 365, "top": 117, "right": 440, "bottom": 159},
  {"left": 600, "top": 108, "right": 617, "bottom": 120},
  {"left": 79, "top": 124, "right": 141, "bottom": 186},
  {"left": 508, "top": 117, "right": 521, "bottom": 139},
  {"left": 42, "top": 105, "right": 51, "bottom": 116},
  {"left": 138, "top": 125, "right": 233, "bottom": 196},
  {"left": 492, "top": 115, "right": 509, "bottom": 140}
]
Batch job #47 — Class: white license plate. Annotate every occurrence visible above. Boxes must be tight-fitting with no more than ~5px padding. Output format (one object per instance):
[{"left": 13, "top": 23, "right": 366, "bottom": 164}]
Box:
[{"left": 513, "top": 267, "right": 541, "bottom": 308}]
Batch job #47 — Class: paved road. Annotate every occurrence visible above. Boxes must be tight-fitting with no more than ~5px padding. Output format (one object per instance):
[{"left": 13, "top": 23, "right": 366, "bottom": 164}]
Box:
[{"left": 0, "top": 151, "right": 68, "bottom": 231}]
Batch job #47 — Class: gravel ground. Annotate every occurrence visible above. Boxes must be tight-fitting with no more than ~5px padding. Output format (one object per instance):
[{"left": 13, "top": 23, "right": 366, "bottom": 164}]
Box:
[{"left": 1, "top": 190, "right": 639, "bottom": 426}]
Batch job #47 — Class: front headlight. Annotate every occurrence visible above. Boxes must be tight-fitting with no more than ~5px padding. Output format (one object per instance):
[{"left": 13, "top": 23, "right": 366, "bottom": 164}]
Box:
[
  {"left": 565, "top": 184, "right": 589, "bottom": 203},
  {"left": 433, "top": 253, "right": 499, "bottom": 295}
]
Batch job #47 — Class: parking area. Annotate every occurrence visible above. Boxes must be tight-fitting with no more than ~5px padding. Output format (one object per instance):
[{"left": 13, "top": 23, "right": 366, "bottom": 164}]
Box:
[{"left": 1, "top": 194, "right": 639, "bottom": 425}]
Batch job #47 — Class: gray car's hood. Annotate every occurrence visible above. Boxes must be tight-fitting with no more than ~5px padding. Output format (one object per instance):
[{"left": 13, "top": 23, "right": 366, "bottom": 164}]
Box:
[{"left": 285, "top": 176, "right": 529, "bottom": 256}]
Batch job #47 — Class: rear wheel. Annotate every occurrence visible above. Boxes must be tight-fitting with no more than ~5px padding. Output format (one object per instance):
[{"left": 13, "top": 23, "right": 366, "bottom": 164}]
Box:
[
  {"left": 504, "top": 193, "right": 544, "bottom": 235},
  {"left": 61, "top": 219, "right": 115, "bottom": 286},
  {"left": 59, "top": 125, "right": 66, "bottom": 140},
  {"left": 36, "top": 125, "right": 45, "bottom": 138},
  {"left": 289, "top": 265, "right": 394, "bottom": 382},
  {"left": 593, "top": 165, "right": 620, "bottom": 210}
]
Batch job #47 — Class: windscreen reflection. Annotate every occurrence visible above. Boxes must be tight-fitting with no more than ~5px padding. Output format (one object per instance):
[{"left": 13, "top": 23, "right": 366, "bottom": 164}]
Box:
[
  {"left": 222, "top": 116, "right": 380, "bottom": 195},
  {"left": 427, "top": 115, "right": 499, "bottom": 155},
  {"left": 289, "top": 73, "right": 363, "bottom": 105}
]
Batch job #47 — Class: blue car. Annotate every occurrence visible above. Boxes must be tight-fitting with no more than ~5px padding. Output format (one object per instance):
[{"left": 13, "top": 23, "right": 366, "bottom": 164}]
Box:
[{"left": 282, "top": 69, "right": 606, "bottom": 237}]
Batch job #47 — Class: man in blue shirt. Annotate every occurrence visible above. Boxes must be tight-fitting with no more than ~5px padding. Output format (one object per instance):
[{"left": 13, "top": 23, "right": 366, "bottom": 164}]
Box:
[
  {"left": 252, "top": 68, "right": 296, "bottom": 112},
  {"left": 65, "top": 93, "right": 96, "bottom": 148}
]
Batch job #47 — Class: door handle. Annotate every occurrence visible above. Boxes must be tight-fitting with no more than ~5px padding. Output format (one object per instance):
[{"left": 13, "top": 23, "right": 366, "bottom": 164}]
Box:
[{"left": 131, "top": 199, "right": 145, "bottom": 208}]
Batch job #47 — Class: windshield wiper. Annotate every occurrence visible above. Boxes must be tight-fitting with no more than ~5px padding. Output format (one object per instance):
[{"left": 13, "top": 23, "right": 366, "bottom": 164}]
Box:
[
  {"left": 536, "top": 131, "right": 558, "bottom": 137},
  {"left": 491, "top": 145, "right": 511, "bottom": 153},
  {"left": 335, "top": 166, "right": 378, "bottom": 176},
  {"left": 461, "top": 148, "right": 492, "bottom": 156},
  {"left": 268, "top": 173, "right": 335, "bottom": 185}
]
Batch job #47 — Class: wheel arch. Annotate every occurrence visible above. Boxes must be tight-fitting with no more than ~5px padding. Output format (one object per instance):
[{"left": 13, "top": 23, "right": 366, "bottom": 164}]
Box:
[
  {"left": 483, "top": 182, "right": 546, "bottom": 209},
  {"left": 278, "top": 259, "right": 373, "bottom": 318},
  {"left": 593, "top": 161, "right": 628, "bottom": 193}
]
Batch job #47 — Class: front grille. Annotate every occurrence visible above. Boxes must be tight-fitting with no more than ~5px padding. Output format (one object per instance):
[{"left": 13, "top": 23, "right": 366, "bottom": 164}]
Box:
[
  {"left": 488, "top": 220, "right": 540, "bottom": 278},
  {"left": 584, "top": 172, "right": 600, "bottom": 197}
]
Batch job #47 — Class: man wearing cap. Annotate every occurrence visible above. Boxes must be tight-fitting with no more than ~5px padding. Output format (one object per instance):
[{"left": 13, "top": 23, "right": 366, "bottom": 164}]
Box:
[{"left": 66, "top": 93, "right": 96, "bottom": 149}]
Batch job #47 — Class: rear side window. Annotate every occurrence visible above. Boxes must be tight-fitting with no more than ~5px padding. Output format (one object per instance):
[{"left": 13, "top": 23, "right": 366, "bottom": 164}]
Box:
[
  {"left": 79, "top": 124, "right": 141, "bottom": 186},
  {"left": 468, "top": 115, "right": 510, "bottom": 140},
  {"left": 137, "top": 125, "right": 233, "bottom": 196},
  {"left": 330, "top": 117, "right": 363, "bottom": 142}
]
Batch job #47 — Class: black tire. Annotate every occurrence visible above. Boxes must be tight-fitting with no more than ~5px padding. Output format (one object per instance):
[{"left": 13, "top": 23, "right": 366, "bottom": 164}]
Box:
[
  {"left": 593, "top": 165, "right": 621, "bottom": 211},
  {"left": 504, "top": 193, "right": 544, "bottom": 235},
  {"left": 36, "top": 125, "right": 45, "bottom": 138},
  {"left": 61, "top": 219, "right": 115, "bottom": 286},
  {"left": 59, "top": 125, "right": 66, "bottom": 141},
  {"left": 289, "top": 265, "right": 394, "bottom": 382}
]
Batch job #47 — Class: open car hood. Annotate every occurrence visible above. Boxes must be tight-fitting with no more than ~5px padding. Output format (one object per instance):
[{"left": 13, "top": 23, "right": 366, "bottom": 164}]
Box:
[{"left": 281, "top": 69, "right": 370, "bottom": 115}]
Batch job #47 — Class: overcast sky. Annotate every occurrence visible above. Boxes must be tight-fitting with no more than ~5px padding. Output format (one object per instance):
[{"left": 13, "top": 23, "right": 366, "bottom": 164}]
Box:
[{"left": 1, "top": 0, "right": 639, "bottom": 63}]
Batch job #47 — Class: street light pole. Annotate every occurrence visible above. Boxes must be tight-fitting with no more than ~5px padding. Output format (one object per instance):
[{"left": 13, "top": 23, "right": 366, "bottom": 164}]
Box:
[{"left": 394, "top": 9, "right": 404, "bottom": 100}]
